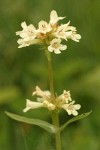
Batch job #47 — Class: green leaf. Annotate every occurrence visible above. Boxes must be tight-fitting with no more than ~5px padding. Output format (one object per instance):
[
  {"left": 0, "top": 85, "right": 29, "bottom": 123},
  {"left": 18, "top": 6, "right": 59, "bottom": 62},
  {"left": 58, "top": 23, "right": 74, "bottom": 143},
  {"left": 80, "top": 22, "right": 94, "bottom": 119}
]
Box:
[
  {"left": 60, "top": 111, "right": 92, "bottom": 132},
  {"left": 5, "top": 111, "right": 56, "bottom": 134}
]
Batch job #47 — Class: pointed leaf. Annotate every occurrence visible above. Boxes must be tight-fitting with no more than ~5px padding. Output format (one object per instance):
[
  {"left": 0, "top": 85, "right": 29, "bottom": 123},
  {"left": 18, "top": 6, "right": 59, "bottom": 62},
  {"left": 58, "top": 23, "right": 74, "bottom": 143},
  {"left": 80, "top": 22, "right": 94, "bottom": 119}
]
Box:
[
  {"left": 60, "top": 111, "right": 92, "bottom": 132},
  {"left": 5, "top": 111, "right": 56, "bottom": 134}
]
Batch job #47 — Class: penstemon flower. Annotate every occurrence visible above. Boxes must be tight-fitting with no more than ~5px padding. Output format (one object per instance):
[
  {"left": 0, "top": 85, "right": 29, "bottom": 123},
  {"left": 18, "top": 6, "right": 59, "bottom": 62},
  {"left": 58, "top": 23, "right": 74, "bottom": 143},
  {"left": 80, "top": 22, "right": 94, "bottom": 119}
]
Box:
[
  {"left": 23, "top": 86, "right": 81, "bottom": 116},
  {"left": 16, "top": 10, "right": 81, "bottom": 54},
  {"left": 38, "top": 20, "right": 52, "bottom": 34},
  {"left": 50, "top": 10, "right": 66, "bottom": 25},
  {"left": 16, "top": 22, "right": 37, "bottom": 48},
  {"left": 48, "top": 38, "right": 67, "bottom": 54}
]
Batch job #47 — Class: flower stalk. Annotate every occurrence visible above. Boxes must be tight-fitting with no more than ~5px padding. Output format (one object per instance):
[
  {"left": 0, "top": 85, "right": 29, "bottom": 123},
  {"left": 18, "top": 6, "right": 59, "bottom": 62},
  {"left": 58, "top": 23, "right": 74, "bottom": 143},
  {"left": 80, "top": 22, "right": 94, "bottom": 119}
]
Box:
[
  {"left": 45, "top": 48, "right": 55, "bottom": 99},
  {"left": 45, "top": 48, "right": 61, "bottom": 150}
]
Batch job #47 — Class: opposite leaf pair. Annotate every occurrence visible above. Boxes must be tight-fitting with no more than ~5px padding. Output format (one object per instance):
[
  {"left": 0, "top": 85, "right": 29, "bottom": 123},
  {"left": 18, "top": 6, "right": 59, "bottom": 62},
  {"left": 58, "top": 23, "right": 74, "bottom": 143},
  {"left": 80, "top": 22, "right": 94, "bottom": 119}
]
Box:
[{"left": 5, "top": 111, "right": 92, "bottom": 134}]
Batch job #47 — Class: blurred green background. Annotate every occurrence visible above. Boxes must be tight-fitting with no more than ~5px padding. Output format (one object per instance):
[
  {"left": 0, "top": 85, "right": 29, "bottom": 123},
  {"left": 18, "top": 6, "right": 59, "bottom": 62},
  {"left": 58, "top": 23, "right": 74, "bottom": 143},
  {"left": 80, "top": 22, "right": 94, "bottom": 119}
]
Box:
[{"left": 0, "top": 0, "right": 100, "bottom": 150}]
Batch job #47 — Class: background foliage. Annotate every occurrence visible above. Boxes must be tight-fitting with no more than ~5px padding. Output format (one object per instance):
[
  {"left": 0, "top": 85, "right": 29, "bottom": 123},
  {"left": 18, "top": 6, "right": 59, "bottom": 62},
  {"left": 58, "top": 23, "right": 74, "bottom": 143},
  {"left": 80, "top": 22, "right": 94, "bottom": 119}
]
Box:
[{"left": 0, "top": 0, "right": 100, "bottom": 150}]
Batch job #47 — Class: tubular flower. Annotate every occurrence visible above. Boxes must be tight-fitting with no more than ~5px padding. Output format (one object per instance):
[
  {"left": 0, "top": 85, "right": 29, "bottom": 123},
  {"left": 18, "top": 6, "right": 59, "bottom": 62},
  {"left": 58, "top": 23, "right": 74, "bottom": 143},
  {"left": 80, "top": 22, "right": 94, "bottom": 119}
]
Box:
[
  {"left": 16, "top": 10, "right": 81, "bottom": 54},
  {"left": 23, "top": 86, "right": 81, "bottom": 116},
  {"left": 62, "top": 101, "right": 81, "bottom": 116},
  {"left": 49, "top": 10, "right": 65, "bottom": 25},
  {"left": 38, "top": 20, "right": 52, "bottom": 34},
  {"left": 16, "top": 22, "right": 37, "bottom": 48},
  {"left": 48, "top": 38, "right": 67, "bottom": 54},
  {"left": 23, "top": 99, "right": 44, "bottom": 112},
  {"left": 23, "top": 86, "right": 55, "bottom": 112}
]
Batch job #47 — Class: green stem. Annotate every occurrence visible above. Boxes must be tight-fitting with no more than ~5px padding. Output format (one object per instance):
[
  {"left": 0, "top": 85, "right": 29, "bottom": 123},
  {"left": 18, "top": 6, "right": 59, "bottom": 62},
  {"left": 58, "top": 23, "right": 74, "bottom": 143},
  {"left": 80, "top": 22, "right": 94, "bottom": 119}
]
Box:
[
  {"left": 51, "top": 111, "right": 61, "bottom": 150},
  {"left": 45, "top": 48, "right": 61, "bottom": 150},
  {"left": 45, "top": 48, "right": 55, "bottom": 99}
]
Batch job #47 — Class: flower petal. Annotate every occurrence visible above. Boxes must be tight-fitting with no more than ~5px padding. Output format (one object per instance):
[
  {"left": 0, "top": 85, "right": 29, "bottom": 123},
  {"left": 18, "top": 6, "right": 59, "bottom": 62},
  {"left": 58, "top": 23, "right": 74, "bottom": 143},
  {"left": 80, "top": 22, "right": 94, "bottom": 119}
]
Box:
[
  {"left": 61, "top": 100, "right": 81, "bottom": 116},
  {"left": 21, "top": 21, "right": 27, "bottom": 29},
  {"left": 74, "top": 104, "right": 81, "bottom": 110},
  {"left": 48, "top": 45, "right": 54, "bottom": 52},
  {"left": 38, "top": 20, "right": 52, "bottom": 34},
  {"left": 50, "top": 10, "right": 65, "bottom": 25},
  {"left": 60, "top": 44, "right": 67, "bottom": 50},
  {"left": 72, "top": 110, "right": 78, "bottom": 116},
  {"left": 23, "top": 99, "right": 44, "bottom": 112}
]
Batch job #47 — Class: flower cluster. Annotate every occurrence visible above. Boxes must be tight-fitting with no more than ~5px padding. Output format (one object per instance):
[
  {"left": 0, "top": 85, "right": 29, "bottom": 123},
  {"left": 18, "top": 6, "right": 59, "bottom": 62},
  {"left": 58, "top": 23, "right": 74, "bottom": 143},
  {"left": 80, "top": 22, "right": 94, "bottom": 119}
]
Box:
[
  {"left": 16, "top": 10, "right": 81, "bottom": 54},
  {"left": 23, "top": 86, "right": 81, "bottom": 116}
]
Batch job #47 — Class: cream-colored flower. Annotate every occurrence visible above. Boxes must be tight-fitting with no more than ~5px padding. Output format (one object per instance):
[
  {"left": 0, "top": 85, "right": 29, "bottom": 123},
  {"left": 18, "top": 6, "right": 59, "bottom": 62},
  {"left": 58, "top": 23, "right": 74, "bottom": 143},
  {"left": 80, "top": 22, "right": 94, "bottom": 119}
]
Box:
[
  {"left": 48, "top": 38, "right": 67, "bottom": 54},
  {"left": 23, "top": 86, "right": 81, "bottom": 116},
  {"left": 68, "top": 33, "right": 81, "bottom": 42},
  {"left": 16, "top": 10, "right": 81, "bottom": 53},
  {"left": 38, "top": 20, "right": 52, "bottom": 34},
  {"left": 53, "top": 21, "right": 81, "bottom": 42},
  {"left": 23, "top": 99, "right": 44, "bottom": 112},
  {"left": 23, "top": 99, "right": 55, "bottom": 112},
  {"left": 23, "top": 86, "right": 55, "bottom": 112},
  {"left": 16, "top": 22, "right": 36, "bottom": 39},
  {"left": 50, "top": 10, "right": 65, "bottom": 25},
  {"left": 17, "top": 39, "right": 31, "bottom": 48},
  {"left": 55, "top": 91, "right": 71, "bottom": 109},
  {"left": 62, "top": 101, "right": 81, "bottom": 116},
  {"left": 57, "top": 90, "right": 72, "bottom": 104},
  {"left": 43, "top": 100, "right": 56, "bottom": 110},
  {"left": 55, "top": 90, "right": 81, "bottom": 116},
  {"left": 17, "top": 39, "right": 42, "bottom": 48},
  {"left": 16, "top": 22, "right": 37, "bottom": 48},
  {"left": 61, "top": 24, "right": 81, "bottom": 41},
  {"left": 32, "top": 86, "right": 51, "bottom": 102},
  {"left": 53, "top": 21, "right": 71, "bottom": 40}
]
